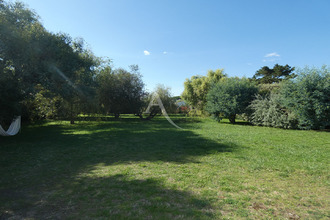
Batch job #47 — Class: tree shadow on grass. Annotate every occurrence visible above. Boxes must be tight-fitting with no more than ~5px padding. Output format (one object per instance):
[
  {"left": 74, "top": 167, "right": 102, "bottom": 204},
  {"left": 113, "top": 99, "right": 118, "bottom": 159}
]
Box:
[
  {"left": 0, "top": 118, "right": 239, "bottom": 219},
  {"left": 1, "top": 174, "right": 214, "bottom": 219}
]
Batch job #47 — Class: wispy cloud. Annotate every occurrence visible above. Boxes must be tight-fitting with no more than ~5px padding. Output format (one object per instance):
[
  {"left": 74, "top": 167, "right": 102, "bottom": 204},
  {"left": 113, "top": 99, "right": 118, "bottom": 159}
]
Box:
[
  {"left": 265, "top": 52, "right": 280, "bottom": 58},
  {"left": 144, "top": 50, "right": 150, "bottom": 56},
  {"left": 163, "top": 51, "right": 167, "bottom": 55},
  {"left": 263, "top": 52, "right": 281, "bottom": 62}
]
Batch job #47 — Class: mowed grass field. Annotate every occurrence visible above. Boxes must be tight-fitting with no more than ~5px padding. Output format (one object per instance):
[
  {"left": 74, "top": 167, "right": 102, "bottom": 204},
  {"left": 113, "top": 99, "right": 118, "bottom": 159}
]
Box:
[{"left": 0, "top": 116, "right": 329, "bottom": 219}]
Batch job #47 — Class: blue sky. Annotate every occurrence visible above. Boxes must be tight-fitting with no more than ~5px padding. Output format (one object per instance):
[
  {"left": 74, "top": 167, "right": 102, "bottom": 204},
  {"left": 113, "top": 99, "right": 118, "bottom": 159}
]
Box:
[{"left": 20, "top": 0, "right": 330, "bottom": 95}]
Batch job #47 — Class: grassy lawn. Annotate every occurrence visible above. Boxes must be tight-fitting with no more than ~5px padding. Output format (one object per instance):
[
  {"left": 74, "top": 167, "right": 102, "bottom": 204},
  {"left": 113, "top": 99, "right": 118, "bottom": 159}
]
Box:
[{"left": 0, "top": 116, "right": 329, "bottom": 219}]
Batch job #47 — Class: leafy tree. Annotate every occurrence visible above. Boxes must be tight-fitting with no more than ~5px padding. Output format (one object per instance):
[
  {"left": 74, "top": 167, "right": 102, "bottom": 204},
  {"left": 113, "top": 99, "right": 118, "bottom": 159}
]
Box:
[
  {"left": 0, "top": 1, "right": 100, "bottom": 123},
  {"left": 182, "top": 69, "right": 226, "bottom": 113},
  {"left": 49, "top": 37, "right": 100, "bottom": 123},
  {"left": 206, "top": 77, "right": 258, "bottom": 123},
  {"left": 252, "top": 64, "right": 296, "bottom": 84},
  {"left": 97, "top": 66, "right": 145, "bottom": 118},
  {"left": 22, "top": 84, "right": 62, "bottom": 121},
  {"left": 0, "top": 0, "right": 42, "bottom": 123},
  {"left": 280, "top": 66, "right": 330, "bottom": 130}
]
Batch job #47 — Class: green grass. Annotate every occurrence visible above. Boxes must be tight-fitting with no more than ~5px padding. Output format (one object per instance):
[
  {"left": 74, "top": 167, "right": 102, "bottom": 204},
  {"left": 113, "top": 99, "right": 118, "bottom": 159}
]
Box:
[{"left": 1, "top": 115, "right": 329, "bottom": 219}]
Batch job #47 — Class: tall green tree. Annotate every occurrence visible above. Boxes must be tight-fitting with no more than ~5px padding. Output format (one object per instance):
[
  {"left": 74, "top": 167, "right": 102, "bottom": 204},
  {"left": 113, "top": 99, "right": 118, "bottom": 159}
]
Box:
[
  {"left": 181, "top": 69, "right": 226, "bottom": 113},
  {"left": 206, "top": 77, "right": 258, "bottom": 123},
  {"left": 0, "top": 1, "right": 100, "bottom": 123},
  {"left": 0, "top": 0, "right": 42, "bottom": 123},
  {"left": 97, "top": 66, "right": 145, "bottom": 118},
  {"left": 49, "top": 37, "right": 100, "bottom": 123},
  {"left": 252, "top": 64, "right": 296, "bottom": 84}
]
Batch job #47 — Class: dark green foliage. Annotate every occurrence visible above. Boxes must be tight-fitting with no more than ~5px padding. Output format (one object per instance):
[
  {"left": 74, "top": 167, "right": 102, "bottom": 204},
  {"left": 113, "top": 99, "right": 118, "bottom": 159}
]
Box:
[
  {"left": 206, "top": 77, "right": 258, "bottom": 123},
  {"left": 280, "top": 66, "right": 330, "bottom": 130},
  {"left": 253, "top": 64, "right": 296, "bottom": 84},
  {"left": 249, "top": 93, "right": 297, "bottom": 129},
  {"left": 22, "top": 85, "right": 62, "bottom": 121},
  {"left": 97, "top": 66, "right": 146, "bottom": 118},
  {"left": 0, "top": 1, "right": 39, "bottom": 122},
  {"left": 0, "top": 1, "right": 100, "bottom": 123},
  {"left": 0, "top": 73, "right": 22, "bottom": 125}
]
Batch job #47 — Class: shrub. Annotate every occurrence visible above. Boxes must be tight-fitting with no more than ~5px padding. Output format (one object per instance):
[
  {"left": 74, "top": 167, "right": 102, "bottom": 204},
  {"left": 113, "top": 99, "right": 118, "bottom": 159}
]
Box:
[
  {"left": 280, "top": 66, "right": 330, "bottom": 130},
  {"left": 249, "top": 93, "right": 297, "bottom": 129}
]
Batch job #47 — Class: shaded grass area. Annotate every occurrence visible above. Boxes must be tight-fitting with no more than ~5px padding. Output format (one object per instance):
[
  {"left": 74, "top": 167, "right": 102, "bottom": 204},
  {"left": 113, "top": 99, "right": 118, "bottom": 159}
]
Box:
[{"left": 0, "top": 116, "right": 329, "bottom": 219}]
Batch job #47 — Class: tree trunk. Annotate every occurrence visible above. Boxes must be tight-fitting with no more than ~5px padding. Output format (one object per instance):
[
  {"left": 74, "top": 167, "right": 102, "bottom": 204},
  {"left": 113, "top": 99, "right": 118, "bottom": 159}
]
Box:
[
  {"left": 229, "top": 114, "right": 236, "bottom": 124},
  {"left": 135, "top": 109, "right": 159, "bottom": 121},
  {"left": 70, "top": 102, "right": 75, "bottom": 124}
]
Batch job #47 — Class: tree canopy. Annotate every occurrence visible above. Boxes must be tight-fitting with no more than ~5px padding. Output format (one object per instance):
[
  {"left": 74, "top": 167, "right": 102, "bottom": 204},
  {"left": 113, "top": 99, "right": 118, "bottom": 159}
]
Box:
[
  {"left": 96, "top": 66, "right": 146, "bottom": 118},
  {"left": 279, "top": 66, "right": 330, "bottom": 130},
  {"left": 0, "top": 1, "right": 100, "bottom": 124},
  {"left": 181, "top": 69, "right": 226, "bottom": 113},
  {"left": 252, "top": 64, "right": 296, "bottom": 84},
  {"left": 206, "top": 77, "right": 258, "bottom": 123}
]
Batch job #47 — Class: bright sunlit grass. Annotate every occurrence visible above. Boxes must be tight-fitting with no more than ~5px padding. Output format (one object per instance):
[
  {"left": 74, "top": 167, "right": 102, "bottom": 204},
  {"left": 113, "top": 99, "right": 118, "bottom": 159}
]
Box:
[{"left": 0, "top": 116, "right": 329, "bottom": 219}]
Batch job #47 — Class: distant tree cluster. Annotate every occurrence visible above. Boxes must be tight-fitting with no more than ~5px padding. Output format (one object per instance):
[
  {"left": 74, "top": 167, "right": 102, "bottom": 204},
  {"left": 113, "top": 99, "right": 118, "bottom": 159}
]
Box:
[
  {"left": 249, "top": 65, "right": 329, "bottom": 130},
  {"left": 182, "top": 64, "right": 329, "bottom": 130},
  {"left": 1, "top": 1, "right": 328, "bottom": 130}
]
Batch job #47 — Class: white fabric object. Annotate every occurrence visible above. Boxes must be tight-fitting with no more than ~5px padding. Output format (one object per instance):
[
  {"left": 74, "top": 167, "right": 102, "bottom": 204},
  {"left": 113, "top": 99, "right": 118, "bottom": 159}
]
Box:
[{"left": 0, "top": 116, "right": 21, "bottom": 136}]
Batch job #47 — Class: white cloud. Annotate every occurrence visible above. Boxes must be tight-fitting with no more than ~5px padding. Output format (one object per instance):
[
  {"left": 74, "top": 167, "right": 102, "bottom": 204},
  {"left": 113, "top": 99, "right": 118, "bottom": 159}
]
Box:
[
  {"left": 265, "top": 52, "right": 280, "bottom": 57},
  {"left": 163, "top": 51, "right": 167, "bottom": 55},
  {"left": 144, "top": 50, "right": 150, "bottom": 56}
]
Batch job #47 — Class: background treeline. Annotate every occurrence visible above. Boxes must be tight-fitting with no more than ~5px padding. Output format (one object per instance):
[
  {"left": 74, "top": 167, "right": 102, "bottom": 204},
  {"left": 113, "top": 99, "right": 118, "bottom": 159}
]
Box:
[
  {"left": 1, "top": 1, "right": 329, "bottom": 130},
  {"left": 0, "top": 1, "right": 177, "bottom": 126},
  {"left": 182, "top": 65, "right": 330, "bottom": 130}
]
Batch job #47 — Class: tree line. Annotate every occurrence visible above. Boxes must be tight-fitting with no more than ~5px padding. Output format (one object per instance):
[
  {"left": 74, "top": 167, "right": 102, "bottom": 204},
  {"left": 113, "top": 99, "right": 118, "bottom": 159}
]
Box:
[
  {"left": 182, "top": 64, "right": 329, "bottom": 130},
  {"left": 1, "top": 1, "right": 329, "bottom": 130},
  {"left": 0, "top": 1, "right": 176, "bottom": 126}
]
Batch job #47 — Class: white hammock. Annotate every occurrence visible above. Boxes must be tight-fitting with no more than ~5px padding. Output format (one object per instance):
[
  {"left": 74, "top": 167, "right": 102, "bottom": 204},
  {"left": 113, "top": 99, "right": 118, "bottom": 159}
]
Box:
[{"left": 0, "top": 116, "right": 21, "bottom": 136}]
